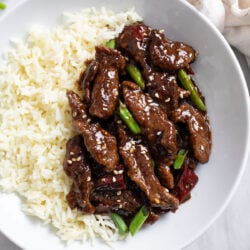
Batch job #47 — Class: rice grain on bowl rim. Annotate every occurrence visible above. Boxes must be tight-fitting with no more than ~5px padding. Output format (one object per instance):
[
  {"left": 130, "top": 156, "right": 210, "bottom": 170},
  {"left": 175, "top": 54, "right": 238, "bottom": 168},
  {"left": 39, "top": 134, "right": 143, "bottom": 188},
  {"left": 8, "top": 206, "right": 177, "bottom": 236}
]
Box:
[{"left": 0, "top": 7, "right": 142, "bottom": 243}]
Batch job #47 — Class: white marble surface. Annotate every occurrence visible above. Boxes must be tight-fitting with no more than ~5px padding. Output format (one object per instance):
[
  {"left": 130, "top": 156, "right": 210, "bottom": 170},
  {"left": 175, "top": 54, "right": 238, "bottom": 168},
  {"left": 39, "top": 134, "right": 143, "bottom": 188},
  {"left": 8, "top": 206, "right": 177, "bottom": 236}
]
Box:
[{"left": 0, "top": 1, "right": 249, "bottom": 250}]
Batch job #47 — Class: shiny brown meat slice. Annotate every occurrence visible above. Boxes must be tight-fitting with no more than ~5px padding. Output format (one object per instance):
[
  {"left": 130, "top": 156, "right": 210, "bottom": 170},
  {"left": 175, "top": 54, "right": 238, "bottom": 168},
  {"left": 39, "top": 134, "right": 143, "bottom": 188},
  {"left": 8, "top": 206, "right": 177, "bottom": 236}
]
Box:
[
  {"left": 78, "top": 60, "right": 99, "bottom": 105},
  {"left": 118, "top": 126, "right": 179, "bottom": 211},
  {"left": 89, "top": 46, "right": 126, "bottom": 119},
  {"left": 63, "top": 135, "right": 95, "bottom": 213},
  {"left": 66, "top": 90, "right": 119, "bottom": 171},
  {"left": 149, "top": 30, "right": 196, "bottom": 71},
  {"left": 91, "top": 190, "right": 141, "bottom": 215},
  {"left": 122, "top": 81, "right": 177, "bottom": 159},
  {"left": 116, "top": 23, "right": 181, "bottom": 115},
  {"left": 171, "top": 103, "right": 211, "bottom": 163},
  {"left": 157, "top": 163, "right": 174, "bottom": 189}
]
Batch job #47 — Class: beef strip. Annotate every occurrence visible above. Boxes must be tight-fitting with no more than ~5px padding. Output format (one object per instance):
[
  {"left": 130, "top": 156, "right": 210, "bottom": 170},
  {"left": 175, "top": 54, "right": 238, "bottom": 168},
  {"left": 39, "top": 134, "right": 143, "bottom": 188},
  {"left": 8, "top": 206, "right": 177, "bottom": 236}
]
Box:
[
  {"left": 157, "top": 163, "right": 174, "bottom": 189},
  {"left": 116, "top": 22, "right": 186, "bottom": 115},
  {"left": 149, "top": 30, "right": 196, "bottom": 71},
  {"left": 78, "top": 60, "right": 99, "bottom": 105},
  {"left": 67, "top": 90, "right": 119, "bottom": 171},
  {"left": 122, "top": 80, "right": 177, "bottom": 159},
  {"left": 118, "top": 126, "right": 179, "bottom": 211},
  {"left": 63, "top": 135, "right": 95, "bottom": 213},
  {"left": 171, "top": 103, "right": 211, "bottom": 163},
  {"left": 89, "top": 46, "right": 126, "bottom": 119},
  {"left": 91, "top": 190, "right": 141, "bottom": 215}
]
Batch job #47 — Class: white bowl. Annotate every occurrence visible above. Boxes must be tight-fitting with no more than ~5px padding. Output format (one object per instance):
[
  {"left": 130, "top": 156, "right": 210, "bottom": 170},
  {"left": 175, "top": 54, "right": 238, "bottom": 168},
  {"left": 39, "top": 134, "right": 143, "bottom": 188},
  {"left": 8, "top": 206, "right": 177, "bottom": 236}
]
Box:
[{"left": 0, "top": 0, "right": 249, "bottom": 250}]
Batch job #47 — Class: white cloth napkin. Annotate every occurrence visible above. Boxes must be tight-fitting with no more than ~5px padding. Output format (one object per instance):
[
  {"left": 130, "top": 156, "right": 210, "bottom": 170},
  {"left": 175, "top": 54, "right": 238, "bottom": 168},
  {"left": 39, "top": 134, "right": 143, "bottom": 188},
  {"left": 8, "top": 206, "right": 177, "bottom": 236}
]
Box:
[{"left": 187, "top": 0, "right": 250, "bottom": 66}]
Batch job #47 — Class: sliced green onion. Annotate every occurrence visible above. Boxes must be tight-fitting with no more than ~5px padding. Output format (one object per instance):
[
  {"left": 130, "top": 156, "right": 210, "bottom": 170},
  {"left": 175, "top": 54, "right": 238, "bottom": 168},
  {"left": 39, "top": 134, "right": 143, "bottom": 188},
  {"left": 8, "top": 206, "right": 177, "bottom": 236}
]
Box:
[
  {"left": 119, "top": 101, "right": 141, "bottom": 134},
  {"left": 0, "top": 2, "right": 6, "bottom": 9},
  {"left": 126, "top": 64, "right": 145, "bottom": 90},
  {"left": 111, "top": 213, "right": 128, "bottom": 235},
  {"left": 173, "top": 149, "right": 188, "bottom": 170},
  {"left": 129, "top": 205, "right": 149, "bottom": 236},
  {"left": 177, "top": 69, "right": 206, "bottom": 112},
  {"left": 105, "top": 39, "right": 115, "bottom": 49},
  {"left": 151, "top": 159, "right": 156, "bottom": 170}
]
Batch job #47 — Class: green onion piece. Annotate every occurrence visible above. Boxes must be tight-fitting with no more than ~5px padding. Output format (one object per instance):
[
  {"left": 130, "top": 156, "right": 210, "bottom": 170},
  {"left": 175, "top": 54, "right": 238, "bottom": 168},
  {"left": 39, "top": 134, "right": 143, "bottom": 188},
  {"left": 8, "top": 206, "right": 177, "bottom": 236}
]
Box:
[
  {"left": 105, "top": 39, "right": 115, "bottom": 49},
  {"left": 126, "top": 64, "right": 145, "bottom": 90},
  {"left": 173, "top": 149, "right": 188, "bottom": 170},
  {"left": 151, "top": 159, "right": 156, "bottom": 170},
  {"left": 0, "top": 2, "right": 6, "bottom": 9},
  {"left": 177, "top": 69, "right": 206, "bottom": 112},
  {"left": 111, "top": 213, "right": 128, "bottom": 235},
  {"left": 119, "top": 101, "right": 141, "bottom": 134},
  {"left": 129, "top": 205, "right": 149, "bottom": 236}
]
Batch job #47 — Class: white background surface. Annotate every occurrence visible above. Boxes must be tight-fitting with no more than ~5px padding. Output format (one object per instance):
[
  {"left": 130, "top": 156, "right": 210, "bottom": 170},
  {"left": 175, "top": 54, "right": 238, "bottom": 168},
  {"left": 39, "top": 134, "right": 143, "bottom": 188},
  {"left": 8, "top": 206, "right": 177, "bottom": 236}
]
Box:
[{"left": 0, "top": 1, "right": 249, "bottom": 249}]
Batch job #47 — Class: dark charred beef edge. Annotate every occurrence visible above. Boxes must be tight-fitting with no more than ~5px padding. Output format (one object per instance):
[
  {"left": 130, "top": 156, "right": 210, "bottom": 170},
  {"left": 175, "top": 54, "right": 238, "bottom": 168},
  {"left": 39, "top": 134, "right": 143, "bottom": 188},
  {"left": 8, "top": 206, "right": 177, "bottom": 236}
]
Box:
[
  {"left": 172, "top": 157, "right": 199, "bottom": 203},
  {"left": 122, "top": 80, "right": 177, "bottom": 159},
  {"left": 118, "top": 125, "right": 179, "bottom": 211},
  {"left": 63, "top": 135, "right": 95, "bottom": 213},
  {"left": 78, "top": 60, "right": 99, "bottom": 105},
  {"left": 149, "top": 29, "right": 196, "bottom": 71},
  {"left": 89, "top": 46, "right": 126, "bottom": 119},
  {"left": 66, "top": 90, "right": 119, "bottom": 172},
  {"left": 171, "top": 103, "right": 211, "bottom": 163},
  {"left": 116, "top": 22, "right": 185, "bottom": 115},
  {"left": 157, "top": 162, "right": 175, "bottom": 189},
  {"left": 91, "top": 190, "right": 142, "bottom": 215}
]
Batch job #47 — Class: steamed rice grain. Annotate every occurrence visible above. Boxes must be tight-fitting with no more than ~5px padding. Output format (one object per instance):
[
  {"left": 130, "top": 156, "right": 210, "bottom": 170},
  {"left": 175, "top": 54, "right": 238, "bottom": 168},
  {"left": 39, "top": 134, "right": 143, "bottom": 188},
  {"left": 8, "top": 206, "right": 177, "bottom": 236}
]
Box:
[{"left": 0, "top": 7, "right": 142, "bottom": 243}]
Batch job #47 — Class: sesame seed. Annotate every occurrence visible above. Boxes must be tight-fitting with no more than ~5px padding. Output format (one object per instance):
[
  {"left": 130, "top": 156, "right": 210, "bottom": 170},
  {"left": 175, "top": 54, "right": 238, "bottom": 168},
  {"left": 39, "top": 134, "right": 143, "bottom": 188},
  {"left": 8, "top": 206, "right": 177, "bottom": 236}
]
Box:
[
  {"left": 76, "top": 156, "right": 81, "bottom": 161},
  {"left": 155, "top": 92, "right": 159, "bottom": 98},
  {"left": 129, "top": 147, "right": 135, "bottom": 153},
  {"left": 82, "top": 114, "right": 87, "bottom": 119},
  {"left": 67, "top": 160, "right": 72, "bottom": 164},
  {"left": 70, "top": 152, "right": 74, "bottom": 155},
  {"left": 117, "top": 199, "right": 121, "bottom": 202},
  {"left": 117, "top": 191, "right": 121, "bottom": 196},
  {"left": 72, "top": 111, "right": 77, "bottom": 118},
  {"left": 154, "top": 198, "right": 160, "bottom": 204},
  {"left": 118, "top": 170, "right": 124, "bottom": 174},
  {"left": 156, "top": 131, "right": 162, "bottom": 136},
  {"left": 112, "top": 177, "right": 116, "bottom": 182},
  {"left": 87, "top": 176, "right": 91, "bottom": 182},
  {"left": 149, "top": 75, "right": 154, "bottom": 81},
  {"left": 165, "top": 97, "right": 171, "bottom": 103}
]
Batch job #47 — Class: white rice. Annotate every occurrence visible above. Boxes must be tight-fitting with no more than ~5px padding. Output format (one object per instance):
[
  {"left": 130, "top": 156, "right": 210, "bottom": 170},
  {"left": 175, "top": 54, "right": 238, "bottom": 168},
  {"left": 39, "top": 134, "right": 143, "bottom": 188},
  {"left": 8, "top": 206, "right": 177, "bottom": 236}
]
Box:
[{"left": 0, "top": 7, "right": 141, "bottom": 243}]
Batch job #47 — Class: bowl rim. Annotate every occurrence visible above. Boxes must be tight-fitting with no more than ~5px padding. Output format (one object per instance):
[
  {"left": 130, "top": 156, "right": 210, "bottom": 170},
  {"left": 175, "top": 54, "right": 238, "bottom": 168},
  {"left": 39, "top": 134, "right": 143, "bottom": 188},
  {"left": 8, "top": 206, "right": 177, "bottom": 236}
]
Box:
[{"left": 0, "top": 0, "right": 249, "bottom": 249}]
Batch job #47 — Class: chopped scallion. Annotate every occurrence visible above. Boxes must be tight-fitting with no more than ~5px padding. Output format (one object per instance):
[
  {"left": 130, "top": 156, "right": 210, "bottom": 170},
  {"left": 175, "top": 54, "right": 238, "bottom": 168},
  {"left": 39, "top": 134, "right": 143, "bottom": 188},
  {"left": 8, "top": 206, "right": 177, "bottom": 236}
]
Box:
[
  {"left": 173, "top": 149, "right": 188, "bottom": 170},
  {"left": 0, "top": 2, "right": 6, "bottom": 9},
  {"left": 111, "top": 213, "right": 128, "bottom": 235},
  {"left": 129, "top": 205, "right": 149, "bottom": 236}
]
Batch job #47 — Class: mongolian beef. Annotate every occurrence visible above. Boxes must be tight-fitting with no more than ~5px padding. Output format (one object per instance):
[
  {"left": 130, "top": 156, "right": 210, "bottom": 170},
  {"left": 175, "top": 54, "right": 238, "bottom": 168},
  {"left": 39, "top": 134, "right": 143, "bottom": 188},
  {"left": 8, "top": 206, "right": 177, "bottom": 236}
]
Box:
[{"left": 63, "top": 22, "right": 212, "bottom": 235}]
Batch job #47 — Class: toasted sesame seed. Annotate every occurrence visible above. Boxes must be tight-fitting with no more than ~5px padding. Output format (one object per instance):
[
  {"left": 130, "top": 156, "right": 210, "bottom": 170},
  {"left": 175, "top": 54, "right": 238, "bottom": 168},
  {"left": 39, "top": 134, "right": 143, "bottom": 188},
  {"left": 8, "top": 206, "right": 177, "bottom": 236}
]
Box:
[
  {"left": 114, "top": 170, "right": 119, "bottom": 175},
  {"left": 117, "top": 191, "right": 121, "bottom": 196},
  {"left": 165, "top": 97, "right": 171, "bottom": 103},
  {"left": 118, "top": 170, "right": 124, "bottom": 174},
  {"left": 129, "top": 147, "right": 135, "bottom": 153},
  {"left": 117, "top": 199, "right": 121, "bottom": 202},
  {"left": 112, "top": 177, "right": 116, "bottom": 182},
  {"left": 82, "top": 114, "right": 87, "bottom": 119},
  {"left": 149, "top": 75, "right": 154, "bottom": 81},
  {"left": 87, "top": 176, "right": 91, "bottom": 182},
  {"left": 70, "top": 152, "right": 74, "bottom": 155},
  {"left": 155, "top": 92, "right": 159, "bottom": 98},
  {"left": 154, "top": 198, "right": 160, "bottom": 204},
  {"left": 76, "top": 156, "right": 81, "bottom": 161},
  {"left": 67, "top": 160, "right": 72, "bottom": 164},
  {"left": 72, "top": 111, "right": 77, "bottom": 117},
  {"left": 157, "top": 131, "right": 162, "bottom": 136}
]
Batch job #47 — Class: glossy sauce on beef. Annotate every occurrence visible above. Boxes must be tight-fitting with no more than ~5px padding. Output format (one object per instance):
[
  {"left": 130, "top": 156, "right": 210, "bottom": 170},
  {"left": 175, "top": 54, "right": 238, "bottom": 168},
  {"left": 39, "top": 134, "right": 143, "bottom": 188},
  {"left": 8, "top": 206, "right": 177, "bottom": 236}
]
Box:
[{"left": 63, "top": 22, "right": 211, "bottom": 228}]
